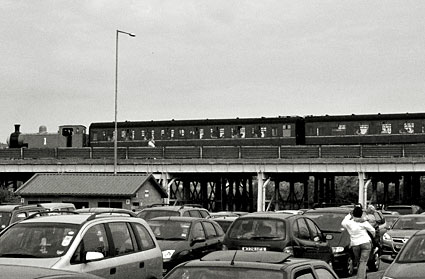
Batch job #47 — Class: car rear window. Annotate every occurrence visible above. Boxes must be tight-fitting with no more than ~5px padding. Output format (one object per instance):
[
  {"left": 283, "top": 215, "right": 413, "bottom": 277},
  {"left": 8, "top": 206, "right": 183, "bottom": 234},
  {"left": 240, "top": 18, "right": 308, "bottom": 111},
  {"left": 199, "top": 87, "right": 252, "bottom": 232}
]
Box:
[
  {"left": 137, "top": 210, "right": 180, "bottom": 220},
  {"left": 148, "top": 220, "right": 191, "bottom": 240},
  {"left": 304, "top": 212, "right": 345, "bottom": 232},
  {"left": 228, "top": 218, "right": 285, "bottom": 240}
]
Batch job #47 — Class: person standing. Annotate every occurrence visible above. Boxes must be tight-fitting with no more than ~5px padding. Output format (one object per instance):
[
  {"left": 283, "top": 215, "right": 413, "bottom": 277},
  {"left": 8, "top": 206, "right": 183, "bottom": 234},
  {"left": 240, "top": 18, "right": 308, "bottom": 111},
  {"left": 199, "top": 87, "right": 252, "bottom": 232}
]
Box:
[{"left": 341, "top": 206, "right": 375, "bottom": 279}]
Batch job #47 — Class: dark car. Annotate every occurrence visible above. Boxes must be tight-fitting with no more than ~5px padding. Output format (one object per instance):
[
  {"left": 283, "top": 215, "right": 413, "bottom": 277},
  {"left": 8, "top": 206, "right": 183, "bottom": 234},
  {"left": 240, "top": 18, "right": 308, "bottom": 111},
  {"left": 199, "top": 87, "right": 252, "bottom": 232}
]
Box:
[
  {"left": 0, "top": 204, "right": 46, "bottom": 231},
  {"left": 385, "top": 205, "right": 423, "bottom": 215},
  {"left": 382, "top": 214, "right": 425, "bottom": 256},
  {"left": 222, "top": 212, "right": 333, "bottom": 265},
  {"left": 304, "top": 207, "right": 381, "bottom": 277},
  {"left": 381, "top": 229, "right": 425, "bottom": 279},
  {"left": 148, "top": 216, "right": 225, "bottom": 274},
  {"left": 137, "top": 204, "right": 211, "bottom": 220},
  {"left": 0, "top": 264, "right": 103, "bottom": 279},
  {"left": 164, "top": 250, "right": 339, "bottom": 279},
  {"left": 213, "top": 216, "right": 238, "bottom": 233}
]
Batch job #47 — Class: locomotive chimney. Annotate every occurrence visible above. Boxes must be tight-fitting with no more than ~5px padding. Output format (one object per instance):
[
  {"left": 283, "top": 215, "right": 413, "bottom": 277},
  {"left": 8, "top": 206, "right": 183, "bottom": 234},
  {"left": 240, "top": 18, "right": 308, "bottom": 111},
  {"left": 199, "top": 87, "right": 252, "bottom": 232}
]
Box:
[{"left": 14, "top": 124, "right": 20, "bottom": 133}]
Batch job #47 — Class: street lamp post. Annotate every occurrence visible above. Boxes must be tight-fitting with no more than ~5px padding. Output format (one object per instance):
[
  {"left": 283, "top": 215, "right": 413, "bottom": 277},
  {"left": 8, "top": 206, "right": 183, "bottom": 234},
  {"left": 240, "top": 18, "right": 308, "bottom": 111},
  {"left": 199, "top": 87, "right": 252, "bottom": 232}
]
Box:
[{"left": 114, "top": 29, "right": 135, "bottom": 175}]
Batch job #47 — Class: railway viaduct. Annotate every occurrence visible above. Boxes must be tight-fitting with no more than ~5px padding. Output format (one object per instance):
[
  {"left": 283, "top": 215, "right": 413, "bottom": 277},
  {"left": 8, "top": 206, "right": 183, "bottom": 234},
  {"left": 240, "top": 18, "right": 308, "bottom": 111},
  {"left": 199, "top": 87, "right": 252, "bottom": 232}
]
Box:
[{"left": 1, "top": 156, "right": 425, "bottom": 211}]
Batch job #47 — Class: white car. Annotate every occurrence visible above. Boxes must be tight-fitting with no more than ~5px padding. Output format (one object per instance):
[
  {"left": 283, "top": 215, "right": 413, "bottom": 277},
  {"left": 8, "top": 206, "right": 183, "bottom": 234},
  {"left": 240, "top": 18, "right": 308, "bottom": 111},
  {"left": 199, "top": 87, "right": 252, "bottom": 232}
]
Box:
[{"left": 0, "top": 211, "right": 163, "bottom": 279}]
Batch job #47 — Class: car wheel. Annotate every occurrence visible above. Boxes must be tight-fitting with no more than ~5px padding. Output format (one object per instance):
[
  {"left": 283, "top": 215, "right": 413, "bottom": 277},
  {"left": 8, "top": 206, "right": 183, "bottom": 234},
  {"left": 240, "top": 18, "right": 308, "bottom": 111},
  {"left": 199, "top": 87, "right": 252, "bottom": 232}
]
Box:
[
  {"left": 367, "top": 249, "right": 380, "bottom": 272},
  {"left": 344, "top": 255, "right": 355, "bottom": 277}
]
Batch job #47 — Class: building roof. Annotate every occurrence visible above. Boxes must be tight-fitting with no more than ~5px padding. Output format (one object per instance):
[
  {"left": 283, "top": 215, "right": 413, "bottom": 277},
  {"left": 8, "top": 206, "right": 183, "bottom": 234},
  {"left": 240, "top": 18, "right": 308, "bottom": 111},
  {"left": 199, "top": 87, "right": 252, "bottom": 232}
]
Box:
[{"left": 15, "top": 173, "right": 168, "bottom": 198}]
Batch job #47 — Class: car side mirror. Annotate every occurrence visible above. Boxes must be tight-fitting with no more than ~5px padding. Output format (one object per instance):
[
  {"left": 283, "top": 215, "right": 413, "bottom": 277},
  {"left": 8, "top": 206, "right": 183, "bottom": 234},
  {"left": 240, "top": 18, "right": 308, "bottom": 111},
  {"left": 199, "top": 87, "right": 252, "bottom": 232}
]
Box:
[
  {"left": 380, "top": 254, "right": 395, "bottom": 264},
  {"left": 84, "top": 251, "right": 104, "bottom": 262}
]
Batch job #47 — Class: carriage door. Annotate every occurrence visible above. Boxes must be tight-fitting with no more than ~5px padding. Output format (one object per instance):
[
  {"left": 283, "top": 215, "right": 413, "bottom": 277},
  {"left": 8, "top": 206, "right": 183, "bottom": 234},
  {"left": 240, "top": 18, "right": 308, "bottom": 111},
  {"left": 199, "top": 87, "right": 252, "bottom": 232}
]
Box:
[{"left": 62, "top": 128, "right": 74, "bottom": 147}]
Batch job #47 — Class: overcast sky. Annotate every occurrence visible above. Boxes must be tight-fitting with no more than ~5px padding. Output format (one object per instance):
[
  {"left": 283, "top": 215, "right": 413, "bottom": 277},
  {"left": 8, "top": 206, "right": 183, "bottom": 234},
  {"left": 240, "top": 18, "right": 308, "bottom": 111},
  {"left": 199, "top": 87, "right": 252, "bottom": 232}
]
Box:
[{"left": 1, "top": 1, "right": 425, "bottom": 143}]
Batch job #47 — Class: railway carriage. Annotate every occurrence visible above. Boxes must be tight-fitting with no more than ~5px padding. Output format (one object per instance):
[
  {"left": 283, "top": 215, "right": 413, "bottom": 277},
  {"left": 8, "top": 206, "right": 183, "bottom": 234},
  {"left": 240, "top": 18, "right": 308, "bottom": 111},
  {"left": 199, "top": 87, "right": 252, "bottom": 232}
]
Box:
[{"left": 89, "top": 116, "right": 305, "bottom": 147}]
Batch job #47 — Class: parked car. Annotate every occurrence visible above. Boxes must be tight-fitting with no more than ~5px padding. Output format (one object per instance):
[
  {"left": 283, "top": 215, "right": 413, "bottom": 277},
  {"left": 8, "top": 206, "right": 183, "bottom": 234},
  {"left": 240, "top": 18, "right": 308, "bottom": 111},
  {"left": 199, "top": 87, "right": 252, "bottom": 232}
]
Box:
[
  {"left": 381, "top": 229, "right": 425, "bottom": 279},
  {"left": 37, "top": 202, "right": 76, "bottom": 212},
  {"left": 222, "top": 212, "right": 333, "bottom": 265},
  {"left": 304, "top": 207, "right": 381, "bottom": 277},
  {"left": 0, "top": 204, "right": 46, "bottom": 231},
  {"left": 385, "top": 204, "right": 423, "bottom": 215},
  {"left": 137, "top": 204, "right": 211, "bottom": 220},
  {"left": 164, "top": 250, "right": 339, "bottom": 279},
  {"left": 382, "top": 214, "right": 425, "bottom": 256},
  {"left": 0, "top": 264, "right": 103, "bottom": 279},
  {"left": 212, "top": 216, "right": 238, "bottom": 233},
  {"left": 0, "top": 211, "right": 163, "bottom": 278},
  {"left": 209, "top": 211, "right": 247, "bottom": 218},
  {"left": 148, "top": 216, "right": 225, "bottom": 274}
]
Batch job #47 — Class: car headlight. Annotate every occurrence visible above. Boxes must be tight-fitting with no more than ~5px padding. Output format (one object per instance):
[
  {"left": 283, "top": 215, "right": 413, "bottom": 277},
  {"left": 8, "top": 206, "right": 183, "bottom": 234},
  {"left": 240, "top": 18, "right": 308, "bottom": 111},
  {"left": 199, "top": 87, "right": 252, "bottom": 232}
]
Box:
[
  {"left": 162, "top": 250, "right": 175, "bottom": 260},
  {"left": 332, "top": 246, "right": 344, "bottom": 253},
  {"left": 383, "top": 233, "right": 392, "bottom": 241}
]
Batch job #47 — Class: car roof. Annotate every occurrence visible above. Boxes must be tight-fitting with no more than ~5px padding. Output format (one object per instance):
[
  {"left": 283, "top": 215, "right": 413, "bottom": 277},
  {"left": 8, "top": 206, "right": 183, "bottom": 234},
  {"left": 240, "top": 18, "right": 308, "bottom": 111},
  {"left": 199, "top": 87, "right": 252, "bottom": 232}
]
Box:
[
  {"left": 212, "top": 216, "right": 238, "bottom": 222},
  {"left": 142, "top": 205, "right": 206, "bottom": 211},
  {"left": 0, "top": 204, "right": 41, "bottom": 211},
  {"left": 397, "top": 214, "right": 425, "bottom": 218},
  {"left": 179, "top": 250, "right": 325, "bottom": 270},
  {"left": 17, "top": 213, "right": 140, "bottom": 225}
]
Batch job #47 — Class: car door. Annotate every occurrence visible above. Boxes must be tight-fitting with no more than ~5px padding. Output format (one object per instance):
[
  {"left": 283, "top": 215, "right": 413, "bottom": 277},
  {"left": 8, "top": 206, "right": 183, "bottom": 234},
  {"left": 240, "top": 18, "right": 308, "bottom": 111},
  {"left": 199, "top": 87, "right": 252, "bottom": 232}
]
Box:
[
  {"left": 189, "top": 221, "right": 209, "bottom": 259},
  {"left": 292, "top": 218, "right": 319, "bottom": 260},
  {"left": 201, "top": 221, "right": 223, "bottom": 254},
  {"left": 305, "top": 218, "right": 332, "bottom": 263}
]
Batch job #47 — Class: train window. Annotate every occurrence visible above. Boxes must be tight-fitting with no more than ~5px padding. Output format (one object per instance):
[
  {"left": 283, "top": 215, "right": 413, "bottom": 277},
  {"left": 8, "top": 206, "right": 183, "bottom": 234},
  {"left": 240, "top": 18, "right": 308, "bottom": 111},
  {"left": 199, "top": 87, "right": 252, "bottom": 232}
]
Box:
[
  {"left": 130, "top": 130, "right": 135, "bottom": 140},
  {"left": 93, "top": 132, "right": 98, "bottom": 141},
  {"left": 219, "top": 128, "right": 225, "bottom": 138},
  {"left": 240, "top": 127, "right": 246, "bottom": 138},
  {"left": 401, "top": 122, "right": 414, "bottom": 134},
  {"left": 151, "top": 130, "right": 155, "bottom": 139},
  {"left": 211, "top": 128, "right": 218, "bottom": 139},
  {"left": 161, "top": 130, "right": 165, "bottom": 139},
  {"left": 381, "top": 123, "right": 392, "bottom": 134},
  {"left": 356, "top": 124, "right": 369, "bottom": 135},
  {"left": 171, "top": 129, "right": 175, "bottom": 139},
  {"left": 178, "top": 129, "right": 185, "bottom": 137},
  {"left": 141, "top": 130, "right": 146, "bottom": 140},
  {"left": 260, "top": 127, "right": 267, "bottom": 138},
  {"left": 283, "top": 124, "right": 291, "bottom": 137},
  {"left": 332, "top": 124, "right": 346, "bottom": 135},
  {"left": 199, "top": 128, "right": 204, "bottom": 139},
  {"left": 272, "top": 127, "right": 278, "bottom": 137}
]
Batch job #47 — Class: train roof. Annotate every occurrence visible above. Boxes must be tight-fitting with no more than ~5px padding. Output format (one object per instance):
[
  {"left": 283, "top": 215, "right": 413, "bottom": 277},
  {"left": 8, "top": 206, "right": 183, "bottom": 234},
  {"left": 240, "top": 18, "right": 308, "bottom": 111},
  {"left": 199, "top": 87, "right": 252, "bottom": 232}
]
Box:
[
  {"left": 89, "top": 116, "right": 304, "bottom": 129},
  {"left": 304, "top": 112, "right": 425, "bottom": 122}
]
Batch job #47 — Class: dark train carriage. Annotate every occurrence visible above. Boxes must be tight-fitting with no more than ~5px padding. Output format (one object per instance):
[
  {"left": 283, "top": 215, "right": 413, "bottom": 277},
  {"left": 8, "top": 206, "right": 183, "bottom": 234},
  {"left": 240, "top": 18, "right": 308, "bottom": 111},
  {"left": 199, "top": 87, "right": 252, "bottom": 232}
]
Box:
[
  {"left": 89, "top": 116, "right": 305, "bottom": 147},
  {"left": 304, "top": 112, "right": 425, "bottom": 145},
  {"left": 7, "top": 124, "right": 88, "bottom": 148}
]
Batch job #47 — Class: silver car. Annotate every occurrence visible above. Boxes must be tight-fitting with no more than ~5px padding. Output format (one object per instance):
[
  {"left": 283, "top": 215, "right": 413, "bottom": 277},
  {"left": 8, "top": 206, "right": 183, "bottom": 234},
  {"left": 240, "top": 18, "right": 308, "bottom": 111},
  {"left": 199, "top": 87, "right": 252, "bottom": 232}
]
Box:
[{"left": 0, "top": 212, "right": 163, "bottom": 279}]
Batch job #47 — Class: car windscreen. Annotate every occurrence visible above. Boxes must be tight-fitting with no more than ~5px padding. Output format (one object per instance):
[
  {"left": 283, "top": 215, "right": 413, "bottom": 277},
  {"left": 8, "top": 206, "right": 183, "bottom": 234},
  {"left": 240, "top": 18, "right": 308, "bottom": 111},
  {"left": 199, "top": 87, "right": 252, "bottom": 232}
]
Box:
[
  {"left": 0, "top": 212, "right": 12, "bottom": 230},
  {"left": 148, "top": 220, "right": 190, "bottom": 240},
  {"left": 137, "top": 210, "right": 180, "bottom": 220},
  {"left": 228, "top": 218, "right": 285, "bottom": 240},
  {"left": 397, "top": 234, "right": 425, "bottom": 263},
  {"left": 165, "top": 266, "right": 283, "bottom": 279},
  {"left": 392, "top": 217, "right": 425, "bottom": 230},
  {"left": 0, "top": 222, "right": 79, "bottom": 258},
  {"left": 303, "top": 212, "right": 345, "bottom": 232}
]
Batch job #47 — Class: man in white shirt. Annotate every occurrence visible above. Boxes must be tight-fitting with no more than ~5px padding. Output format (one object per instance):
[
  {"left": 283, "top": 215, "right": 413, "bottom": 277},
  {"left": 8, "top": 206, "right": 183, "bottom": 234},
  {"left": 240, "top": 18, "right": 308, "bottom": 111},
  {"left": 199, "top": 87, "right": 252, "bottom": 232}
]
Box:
[{"left": 341, "top": 206, "right": 375, "bottom": 279}]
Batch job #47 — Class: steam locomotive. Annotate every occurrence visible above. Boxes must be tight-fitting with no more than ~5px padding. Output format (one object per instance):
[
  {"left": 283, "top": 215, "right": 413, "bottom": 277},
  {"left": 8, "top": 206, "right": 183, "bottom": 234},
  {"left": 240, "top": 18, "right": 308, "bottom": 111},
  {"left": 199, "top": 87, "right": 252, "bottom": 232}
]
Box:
[{"left": 7, "top": 112, "right": 425, "bottom": 149}]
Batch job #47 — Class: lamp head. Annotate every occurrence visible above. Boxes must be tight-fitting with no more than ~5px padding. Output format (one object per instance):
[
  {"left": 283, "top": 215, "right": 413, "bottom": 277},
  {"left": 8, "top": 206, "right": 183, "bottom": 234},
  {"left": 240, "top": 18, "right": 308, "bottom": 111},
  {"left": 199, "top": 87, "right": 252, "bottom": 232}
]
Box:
[{"left": 129, "top": 33, "right": 136, "bottom": 37}]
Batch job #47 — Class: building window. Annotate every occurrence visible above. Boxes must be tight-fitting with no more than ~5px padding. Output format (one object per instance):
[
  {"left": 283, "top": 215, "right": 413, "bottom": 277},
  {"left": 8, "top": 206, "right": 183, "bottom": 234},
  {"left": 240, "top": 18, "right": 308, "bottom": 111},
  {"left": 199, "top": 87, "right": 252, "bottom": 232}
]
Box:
[{"left": 381, "top": 123, "right": 392, "bottom": 134}]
